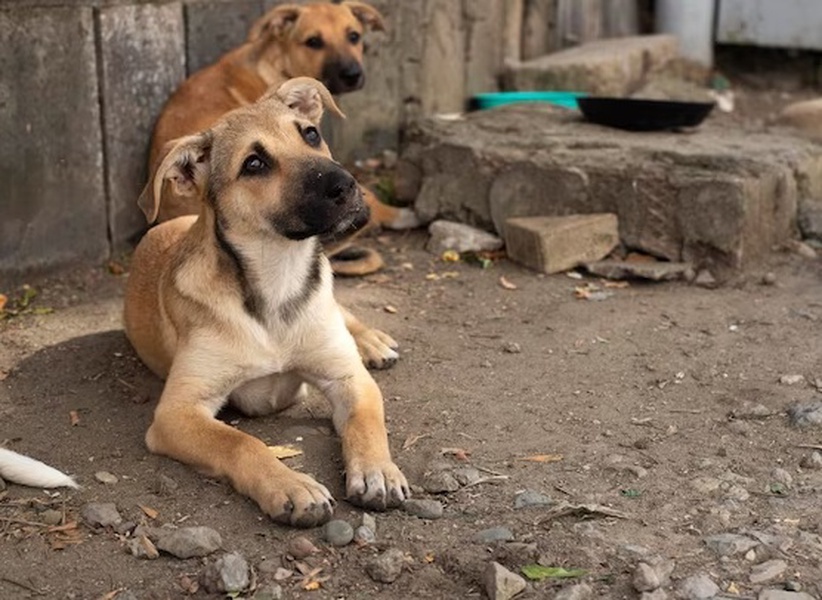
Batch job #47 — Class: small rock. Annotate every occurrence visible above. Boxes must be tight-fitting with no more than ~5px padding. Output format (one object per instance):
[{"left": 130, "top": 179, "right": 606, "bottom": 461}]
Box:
[
  {"left": 785, "top": 580, "right": 802, "bottom": 592},
  {"left": 0, "top": 476, "right": 5, "bottom": 491},
  {"left": 452, "top": 466, "right": 481, "bottom": 486},
  {"left": 584, "top": 260, "right": 692, "bottom": 282},
  {"left": 153, "top": 473, "right": 178, "bottom": 495},
  {"left": 402, "top": 498, "right": 444, "bottom": 520},
  {"left": 273, "top": 568, "right": 292, "bottom": 582},
  {"left": 324, "top": 520, "right": 354, "bottom": 547},
  {"left": 617, "top": 544, "right": 652, "bottom": 561},
  {"left": 694, "top": 269, "right": 717, "bottom": 288},
  {"left": 94, "top": 471, "right": 118, "bottom": 484},
  {"left": 800, "top": 451, "right": 822, "bottom": 470},
  {"left": 426, "top": 220, "right": 504, "bottom": 255},
  {"left": 288, "top": 536, "right": 319, "bottom": 558},
  {"left": 252, "top": 584, "right": 284, "bottom": 600},
  {"left": 771, "top": 467, "right": 793, "bottom": 487},
  {"left": 362, "top": 512, "right": 377, "bottom": 533},
  {"left": 114, "top": 521, "right": 137, "bottom": 536},
  {"left": 633, "top": 562, "right": 660, "bottom": 592},
  {"left": 625, "top": 465, "right": 649, "bottom": 478},
  {"left": 81, "top": 502, "right": 122, "bottom": 527},
  {"left": 366, "top": 548, "right": 405, "bottom": 583},
  {"left": 255, "top": 559, "right": 281, "bottom": 576},
  {"left": 728, "top": 420, "right": 753, "bottom": 436},
  {"left": 788, "top": 401, "right": 822, "bottom": 427},
  {"left": 761, "top": 272, "right": 777, "bottom": 286},
  {"left": 513, "top": 489, "right": 553, "bottom": 509},
  {"left": 40, "top": 509, "right": 63, "bottom": 526},
  {"left": 704, "top": 533, "right": 759, "bottom": 557},
  {"left": 678, "top": 573, "right": 720, "bottom": 600},
  {"left": 502, "top": 342, "right": 522, "bottom": 354},
  {"left": 422, "top": 470, "right": 460, "bottom": 493},
  {"left": 555, "top": 582, "right": 593, "bottom": 600},
  {"left": 750, "top": 559, "right": 787, "bottom": 584},
  {"left": 722, "top": 483, "right": 750, "bottom": 502},
  {"left": 127, "top": 534, "right": 159, "bottom": 560},
  {"left": 202, "top": 552, "right": 250, "bottom": 594},
  {"left": 114, "top": 592, "right": 139, "bottom": 600},
  {"left": 473, "top": 527, "right": 514, "bottom": 544},
  {"left": 758, "top": 590, "right": 815, "bottom": 600},
  {"left": 641, "top": 590, "right": 669, "bottom": 600},
  {"left": 689, "top": 476, "right": 721, "bottom": 495},
  {"left": 650, "top": 557, "right": 675, "bottom": 587},
  {"left": 354, "top": 525, "right": 376, "bottom": 544},
  {"left": 730, "top": 401, "right": 775, "bottom": 419},
  {"left": 484, "top": 561, "right": 527, "bottom": 600},
  {"left": 779, "top": 374, "right": 805, "bottom": 386},
  {"left": 785, "top": 239, "right": 817, "bottom": 259},
  {"left": 156, "top": 526, "right": 222, "bottom": 559}
]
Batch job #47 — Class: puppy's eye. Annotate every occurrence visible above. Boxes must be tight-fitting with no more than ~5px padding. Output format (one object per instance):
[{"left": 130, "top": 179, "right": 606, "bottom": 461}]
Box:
[
  {"left": 301, "top": 126, "right": 322, "bottom": 148},
  {"left": 347, "top": 31, "right": 361, "bottom": 44},
  {"left": 305, "top": 36, "right": 324, "bottom": 49},
  {"left": 240, "top": 154, "right": 269, "bottom": 177}
]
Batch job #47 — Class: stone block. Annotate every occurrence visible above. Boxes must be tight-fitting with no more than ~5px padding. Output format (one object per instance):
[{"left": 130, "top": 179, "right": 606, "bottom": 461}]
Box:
[
  {"left": 503, "top": 34, "right": 678, "bottom": 96},
  {"left": 185, "top": 1, "right": 263, "bottom": 75},
  {"left": 0, "top": 6, "right": 107, "bottom": 275},
  {"left": 402, "top": 105, "right": 817, "bottom": 270},
  {"left": 99, "top": 3, "right": 186, "bottom": 251},
  {"left": 505, "top": 214, "right": 619, "bottom": 274}
]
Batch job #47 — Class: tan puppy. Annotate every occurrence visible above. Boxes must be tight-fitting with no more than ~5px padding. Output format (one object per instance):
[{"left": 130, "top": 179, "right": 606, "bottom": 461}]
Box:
[{"left": 124, "top": 78, "right": 409, "bottom": 526}]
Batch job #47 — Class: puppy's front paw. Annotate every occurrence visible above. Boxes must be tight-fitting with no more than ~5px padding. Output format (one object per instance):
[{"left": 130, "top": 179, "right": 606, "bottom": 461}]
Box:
[
  {"left": 258, "top": 471, "right": 335, "bottom": 528},
  {"left": 354, "top": 327, "right": 399, "bottom": 370},
  {"left": 346, "top": 460, "right": 409, "bottom": 511}
]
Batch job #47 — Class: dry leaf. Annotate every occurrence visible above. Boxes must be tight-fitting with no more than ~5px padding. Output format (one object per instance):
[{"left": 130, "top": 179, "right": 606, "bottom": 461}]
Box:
[
  {"left": 517, "top": 454, "right": 563, "bottom": 463},
  {"left": 179, "top": 574, "right": 199, "bottom": 594},
  {"left": 303, "top": 581, "right": 322, "bottom": 591},
  {"left": 441, "top": 447, "right": 471, "bottom": 461},
  {"left": 97, "top": 590, "right": 124, "bottom": 600},
  {"left": 383, "top": 305, "right": 398, "bottom": 314},
  {"left": 499, "top": 276, "right": 518, "bottom": 290},
  {"left": 269, "top": 445, "right": 303, "bottom": 459},
  {"left": 0, "top": 293, "right": 7, "bottom": 312},
  {"left": 425, "top": 273, "right": 440, "bottom": 281},
  {"left": 424, "top": 553, "right": 435, "bottom": 563},
  {"left": 602, "top": 280, "right": 630, "bottom": 289},
  {"left": 47, "top": 521, "right": 77, "bottom": 533},
  {"left": 441, "top": 250, "right": 460, "bottom": 262},
  {"left": 139, "top": 504, "right": 159, "bottom": 520},
  {"left": 107, "top": 261, "right": 125, "bottom": 276},
  {"left": 69, "top": 410, "right": 80, "bottom": 426},
  {"left": 402, "top": 433, "right": 430, "bottom": 450}
]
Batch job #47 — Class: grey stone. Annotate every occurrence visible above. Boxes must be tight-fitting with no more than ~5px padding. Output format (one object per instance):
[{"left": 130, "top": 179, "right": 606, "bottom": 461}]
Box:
[
  {"left": 452, "top": 466, "right": 482, "bottom": 486},
  {"left": 771, "top": 468, "right": 793, "bottom": 487},
  {"left": 651, "top": 558, "right": 675, "bottom": 587},
  {"left": 514, "top": 489, "right": 553, "bottom": 509},
  {"left": 113, "top": 592, "right": 139, "bottom": 600},
  {"left": 704, "top": 533, "right": 759, "bottom": 557},
  {"left": 202, "top": 552, "right": 250, "bottom": 594},
  {"left": 678, "top": 573, "right": 720, "bottom": 600},
  {"left": 641, "top": 590, "right": 668, "bottom": 600},
  {"left": 779, "top": 374, "right": 806, "bottom": 385},
  {"left": 633, "top": 562, "right": 660, "bottom": 592},
  {"left": 758, "top": 591, "right": 815, "bottom": 600},
  {"left": 425, "top": 220, "right": 503, "bottom": 255},
  {"left": 98, "top": 3, "right": 186, "bottom": 250},
  {"left": 40, "top": 509, "right": 63, "bottom": 526},
  {"left": 0, "top": 6, "right": 107, "bottom": 275},
  {"left": 690, "top": 476, "right": 722, "bottom": 494},
  {"left": 722, "top": 483, "right": 750, "bottom": 502},
  {"left": 785, "top": 581, "right": 802, "bottom": 592},
  {"left": 153, "top": 474, "right": 179, "bottom": 495},
  {"left": 354, "top": 525, "right": 376, "bottom": 544},
  {"left": 800, "top": 451, "right": 822, "bottom": 469},
  {"left": 585, "top": 260, "right": 692, "bottom": 282},
  {"left": 253, "top": 584, "right": 284, "bottom": 600},
  {"left": 473, "top": 526, "right": 515, "bottom": 544},
  {"left": 405, "top": 108, "right": 811, "bottom": 270},
  {"left": 750, "top": 559, "right": 787, "bottom": 584},
  {"left": 185, "top": 1, "right": 262, "bottom": 75},
  {"left": 287, "top": 536, "right": 318, "bottom": 559},
  {"left": 788, "top": 402, "right": 822, "bottom": 427},
  {"left": 504, "top": 35, "right": 678, "bottom": 96},
  {"left": 402, "top": 499, "right": 444, "bottom": 520},
  {"left": 555, "top": 583, "right": 594, "bottom": 600},
  {"left": 798, "top": 203, "right": 822, "bottom": 241},
  {"left": 366, "top": 548, "right": 405, "bottom": 583},
  {"left": 127, "top": 534, "right": 159, "bottom": 560},
  {"left": 423, "top": 470, "right": 460, "bottom": 493},
  {"left": 0, "top": 476, "right": 5, "bottom": 491},
  {"left": 502, "top": 341, "right": 522, "bottom": 354},
  {"left": 362, "top": 512, "right": 377, "bottom": 533},
  {"left": 323, "top": 520, "right": 354, "bottom": 547},
  {"left": 94, "top": 471, "right": 118, "bottom": 485},
  {"left": 156, "top": 526, "right": 222, "bottom": 559},
  {"left": 113, "top": 520, "right": 137, "bottom": 535},
  {"left": 730, "top": 401, "right": 775, "bottom": 420},
  {"left": 484, "top": 561, "right": 527, "bottom": 600},
  {"left": 694, "top": 270, "right": 718, "bottom": 288},
  {"left": 82, "top": 502, "right": 122, "bottom": 528}
]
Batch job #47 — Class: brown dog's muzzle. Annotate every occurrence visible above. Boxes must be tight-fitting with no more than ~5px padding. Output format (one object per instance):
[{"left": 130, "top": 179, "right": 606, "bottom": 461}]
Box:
[{"left": 322, "top": 59, "right": 365, "bottom": 94}]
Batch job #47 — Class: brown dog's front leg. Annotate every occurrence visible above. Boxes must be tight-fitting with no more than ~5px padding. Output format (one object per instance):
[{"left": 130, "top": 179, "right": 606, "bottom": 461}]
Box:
[
  {"left": 320, "top": 367, "right": 409, "bottom": 510},
  {"left": 147, "top": 374, "right": 334, "bottom": 527}
]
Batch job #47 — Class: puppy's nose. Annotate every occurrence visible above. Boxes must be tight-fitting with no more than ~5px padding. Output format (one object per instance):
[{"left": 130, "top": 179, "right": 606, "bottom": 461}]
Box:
[
  {"left": 339, "top": 63, "right": 363, "bottom": 88},
  {"left": 322, "top": 168, "right": 357, "bottom": 205}
]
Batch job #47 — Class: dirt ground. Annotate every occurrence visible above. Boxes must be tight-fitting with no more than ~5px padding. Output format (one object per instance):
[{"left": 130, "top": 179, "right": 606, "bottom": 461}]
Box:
[
  {"left": 3, "top": 49, "right": 822, "bottom": 600},
  {"left": 2, "top": 229, "right": 822, "bottom": 600}
]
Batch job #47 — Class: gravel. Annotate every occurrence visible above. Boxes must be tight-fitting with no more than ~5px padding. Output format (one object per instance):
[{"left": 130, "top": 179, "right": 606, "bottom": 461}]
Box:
[
  {"left": 354, "top": 525, "right": 376, "bottom": 544},
  {"left": 202, "top": 552, "right": 250, "bottom": 594},
  {"left": 750, "top": 559, "right": 787, "bottom": 584},
  {"left": 633, "top": 562, "right": 660, "bottom": 592},
  {"left": 402, "top": 498, "right": 444, "bottom": 519},
  {"left": 704, "top": 533, "right": 759, "bottom": 557},
  {"left": 366, "top": 548, "right": 405, "bottom": 583},
  {"left": 155, "top": 526, "right": 222, "bottom": 559},
  {"left": 81, "top": 502, "right": 122, "bottom": 527},
  {"left": 788, "top": 401, "right": 822, "bottom": 427},
  {"left": 513, "top": 489, "right": 553, "bottom": 509},
  {"left": 677, "top": 573, "right": 720, "bottom": 600},
  {"left": 94, "top": 470, "right": 118, "bottom": 484},
  {"left": 484, "top": 561, "right": 527, "bottom": 600},
  {"left": 323, "top": 520, "right": 354, "bottom": 547},
  {"left": 422, "top": 470, "right": 460, "bottom": 493},
  {"left": 473, "top": 526, "right": 514, "bottom": 544}
]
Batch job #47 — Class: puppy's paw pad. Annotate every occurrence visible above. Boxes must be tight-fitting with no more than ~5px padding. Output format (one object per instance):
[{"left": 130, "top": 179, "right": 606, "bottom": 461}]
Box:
[{"left": 261, "top": 473, "right": 335, "bottom": 528}]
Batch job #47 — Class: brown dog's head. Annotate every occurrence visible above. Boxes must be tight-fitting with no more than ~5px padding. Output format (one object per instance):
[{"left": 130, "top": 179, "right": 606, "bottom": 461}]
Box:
[
  {"left": 139, "top": 78, "right": 369, "bottom": 241},
  {"left": 248, "top": 1, "right": 384, "bottom": 95}
]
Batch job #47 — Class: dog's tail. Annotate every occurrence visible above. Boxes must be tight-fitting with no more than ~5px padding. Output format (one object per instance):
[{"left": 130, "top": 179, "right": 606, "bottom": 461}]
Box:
[{"left": 0, "top": 448, "right": 79, "bottom": 489}]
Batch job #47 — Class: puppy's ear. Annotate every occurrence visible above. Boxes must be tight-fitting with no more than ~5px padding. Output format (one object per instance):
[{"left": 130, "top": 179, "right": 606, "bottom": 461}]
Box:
[
  {"left": 274, "top": 77, "right": 345, "bottom": 125},
  {"left": 137, "top": 133, "right": 212, "bottom": 224},
  {"left": 343, "top": 2, "right": 385, "bottom": 32},
  {"left": 248, "top": 4, "right": 302, "bottom": 43}
]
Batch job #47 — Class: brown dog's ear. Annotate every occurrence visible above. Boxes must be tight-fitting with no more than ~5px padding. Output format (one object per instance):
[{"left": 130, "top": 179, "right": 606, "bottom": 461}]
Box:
[
  {"left": 248, "top": 4, "right": 302, "bottom": 43},
  {"left": 343, "top": 1, "right": 385, "bottom": 32},
  {"left": 273, "top": 77, "right": 345, "bottom": 125},
  {"left": 137, "top": 133, "right": 212, "bottom": 224}
]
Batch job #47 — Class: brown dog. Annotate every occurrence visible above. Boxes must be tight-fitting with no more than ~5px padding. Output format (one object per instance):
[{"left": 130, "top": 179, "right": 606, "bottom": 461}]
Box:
[
  {"left": 149, "top": 1, "right": 417, "bottom": 276},
  {"left": 124, "top": 78, "right": 409, "bottom": 526}
]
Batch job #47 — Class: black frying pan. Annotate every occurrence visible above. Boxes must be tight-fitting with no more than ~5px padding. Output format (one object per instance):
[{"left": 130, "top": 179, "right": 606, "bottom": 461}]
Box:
[{"left": 577, "top": 97, "right": 715, "bottom": 132}]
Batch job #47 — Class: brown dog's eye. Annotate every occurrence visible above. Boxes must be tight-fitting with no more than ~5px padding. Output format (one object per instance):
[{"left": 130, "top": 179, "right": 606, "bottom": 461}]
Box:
[
  {"left": 301, "top": 126, "right": 322, "bottom": 148},
  {"left": 240, "top": 154, "right": 270, "bottom": 177},
  {"left": 347, "top": 31, "right": 361, "bottom": 44},
  {"left": 305, "top": 36, "right": 324, "bottom": 49}
]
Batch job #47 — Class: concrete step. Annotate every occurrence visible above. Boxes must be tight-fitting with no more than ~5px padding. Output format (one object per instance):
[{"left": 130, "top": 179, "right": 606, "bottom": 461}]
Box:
[{"left": 402, "top": 105, "right": 822, "bottom": 271}]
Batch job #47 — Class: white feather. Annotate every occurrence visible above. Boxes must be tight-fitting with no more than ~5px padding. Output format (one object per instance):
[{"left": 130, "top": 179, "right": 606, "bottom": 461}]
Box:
[{"left": 0, "top": 448, "right": 79, "bottom": 489}]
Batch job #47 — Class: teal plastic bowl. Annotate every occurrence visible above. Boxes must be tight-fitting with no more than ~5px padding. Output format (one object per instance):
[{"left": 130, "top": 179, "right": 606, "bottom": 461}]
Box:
[{"left": 472, "top": 91, "right": 587, "bottom": 110}]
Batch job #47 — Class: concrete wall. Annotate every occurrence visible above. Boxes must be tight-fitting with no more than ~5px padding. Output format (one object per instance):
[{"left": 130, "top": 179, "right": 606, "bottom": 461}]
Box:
[{"left": 0, "top": 0, "right": 582, "bottom": 276}]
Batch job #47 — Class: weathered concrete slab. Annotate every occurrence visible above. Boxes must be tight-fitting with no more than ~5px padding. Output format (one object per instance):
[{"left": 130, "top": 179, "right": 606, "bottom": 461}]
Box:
[
  {"left": 505, "top": 214, "right": 619, "bottom": 274},
  {"left": 405, "top": 106, "right": 822, "bottom": 270},
  {"left": 504, "top": 34, "right": 678, "bottom": 96},
  {"left": 185, "top": 1, "right": 263, "bottom": 75},
  {"left": 0, "top": 6, "right": 107, "bottom": 274},
  {"left": 98, "top": 3, "right": 186, "bottom": 250}
]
